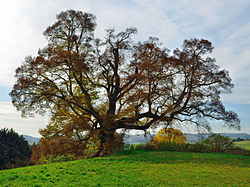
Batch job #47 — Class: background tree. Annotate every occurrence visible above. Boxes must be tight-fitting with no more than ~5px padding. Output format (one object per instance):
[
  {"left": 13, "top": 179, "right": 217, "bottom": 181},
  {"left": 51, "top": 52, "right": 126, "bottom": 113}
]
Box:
[
  {"left": 10, "top": 10, "right": 240, "bottom": 156},
  {"left": 202, "top": 134, "right": 233, "bottom": 152},
  {"left": 0, "top": 128, "right": 31, "bottom": 170},
  {"left": 151, "top": 128, "right": 187, "bottom": 145},
  {"left": 30, "top": 143, "right": 41, "bottom": 164}
]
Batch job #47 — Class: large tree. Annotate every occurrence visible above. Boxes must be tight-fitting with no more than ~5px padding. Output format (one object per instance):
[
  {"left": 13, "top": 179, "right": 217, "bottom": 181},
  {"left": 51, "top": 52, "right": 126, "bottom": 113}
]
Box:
[{"left": 10, "top": 10, "right": 240, "bottom": 156}]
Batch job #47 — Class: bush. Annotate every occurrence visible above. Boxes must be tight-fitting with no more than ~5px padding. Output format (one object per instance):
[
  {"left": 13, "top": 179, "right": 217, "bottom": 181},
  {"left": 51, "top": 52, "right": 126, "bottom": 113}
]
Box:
[
  {"left": 202, "top": 134, "right": 233, "bottom": 152},
  {"left": 151, "top": 142, "right": 187, "bottom": 152},
  {"left": 123, "top": 143, "right": 146, "bottom": 151},
  {"left": 148, "top": 134, "right": 234, "bottom": 153},
  {"left": 38, "top": 154, "right": 78, "bottom": 164},
  {"left": 122, "top": 140, "right": 250, "bottom": 156},
  {"left": 224, "top": 148, "right": 250, "bottom": 156},
  {"left": 0, "top": 128, "right": 31, "bottom": 170},
  {"left": 122, "top": 133, "right": 236, "bottom": 154},
  {"left": 185, "top": 142, "right": 211, "bottom": 153},
  {"left": 123, "top": 142, "right": 187, "bottom": 152}
]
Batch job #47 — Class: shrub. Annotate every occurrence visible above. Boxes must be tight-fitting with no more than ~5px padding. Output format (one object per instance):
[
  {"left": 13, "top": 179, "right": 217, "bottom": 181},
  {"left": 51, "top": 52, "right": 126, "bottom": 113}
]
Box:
[
  {"left": 0, "top": 128, "right": 31, "bottom": 170},
  {"left": 38, "top": 154, "right": 78, "bottom": 164},
  {"left": 151, "top": 142, "right": 186, "bottom": 152},
  {"left": 122, "top": 133, "right": 248, "bottom": 156},
  {"left": 31, "top": 130, "right": 125, "bottom": 164},
  {"left": 224, "top": 148, "right": 250, "bottom": 156},
  {"left": 202, "top": 134, "right": 233, "bottom": 152},
  {"left": 186, "top": 142, "right": 211, "bottom": 153}
]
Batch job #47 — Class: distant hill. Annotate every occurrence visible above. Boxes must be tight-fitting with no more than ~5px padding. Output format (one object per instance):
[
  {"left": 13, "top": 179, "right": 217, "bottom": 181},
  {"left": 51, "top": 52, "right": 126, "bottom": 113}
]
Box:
[
  {"left": 22, "top": 135, "right": 40, "bottom": 144},
  {"left": 22, "top": 133, "right": 250, "bottom": 145},
  {"left": 220, "top": 133, "right": 250, "bottom": 139},
  {"left": 184, "top": 133, "right": 250, "bottom": 143},
  {"left": 124, "top": 133, "right": 250, "bottom": 144},
  {"left": 124, "top": 134, "right": 153, "bottom": 144},
  {"left": 0, "top": 150, "right": 249, "bottom": 186}
]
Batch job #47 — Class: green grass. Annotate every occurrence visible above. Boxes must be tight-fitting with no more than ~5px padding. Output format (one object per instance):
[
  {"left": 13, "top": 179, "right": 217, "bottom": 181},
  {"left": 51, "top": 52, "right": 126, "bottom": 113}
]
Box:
[
  {"left": 0, "top": 150, "right": 249, "bottom": 186},
  {"left": 234, "top": 140, "right": 250, "bottom": 150}
]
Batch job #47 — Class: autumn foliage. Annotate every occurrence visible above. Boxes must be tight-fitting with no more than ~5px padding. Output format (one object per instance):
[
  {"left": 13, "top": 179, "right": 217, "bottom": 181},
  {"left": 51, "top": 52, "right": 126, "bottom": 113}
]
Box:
[
  {"left": 151, "top": 128, "right": 187, "bottom": 145},
  {"left": 30, "top": 126, "right": 124, "bottom": 163},
  {"left": 10, "top": 10, "right": 240, "bottom": 156}
]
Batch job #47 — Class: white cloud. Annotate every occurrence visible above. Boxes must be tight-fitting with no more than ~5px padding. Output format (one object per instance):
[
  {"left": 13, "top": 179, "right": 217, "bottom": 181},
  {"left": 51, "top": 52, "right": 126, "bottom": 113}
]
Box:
[
  {"left": 0, "top": 0, "right": 181, "bottom": 86},
  {"left": 213, "top": 19, "right": 250, "bottom": 104},
  {"left": 221, "top": 83, "right": 250, "bottom": 104},
  {"left": 0, "top": 102, "right": 48, "bottom": 137},
  {"left": 0, "top": 1, "right": 48, "bottom": 86}
]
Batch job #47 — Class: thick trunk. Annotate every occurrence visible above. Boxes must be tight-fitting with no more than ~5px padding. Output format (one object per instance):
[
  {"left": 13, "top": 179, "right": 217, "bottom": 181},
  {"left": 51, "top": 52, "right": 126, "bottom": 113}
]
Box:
[
  {"left": 92, "top": 117, "right": 124, "bottom": 157},
  {"left": 92, "top": 129, "right": 116, "bottom": 157}
]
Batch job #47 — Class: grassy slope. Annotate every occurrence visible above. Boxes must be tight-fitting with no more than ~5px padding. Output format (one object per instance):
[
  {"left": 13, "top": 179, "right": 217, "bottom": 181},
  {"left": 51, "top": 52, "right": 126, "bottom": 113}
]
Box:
[
  {"left": 234, "top": 141, "right": 250, "bottom": 150},
  {"left": 0, "top": 150, "right": 249, "bottom": 186}
]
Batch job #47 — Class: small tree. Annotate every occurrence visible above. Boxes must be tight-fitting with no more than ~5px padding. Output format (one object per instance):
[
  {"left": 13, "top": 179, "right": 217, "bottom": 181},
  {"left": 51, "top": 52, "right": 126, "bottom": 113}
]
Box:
[
  {"left": 0, "top": 128, "right": 31, "bottom": 170},
  {"left": 151, "top": 128, "right": 187, "bottom": 145},
  {"left": 202, "top": 134, "right": 233, "bottom": 152}
]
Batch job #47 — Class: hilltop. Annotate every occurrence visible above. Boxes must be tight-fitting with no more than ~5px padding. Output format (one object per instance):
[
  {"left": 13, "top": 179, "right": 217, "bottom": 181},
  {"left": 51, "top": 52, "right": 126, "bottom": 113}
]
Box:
[
  {"left": 22, "top": 135, "right": 40, "bottom": 144},
  {"left": 0, "top": 150, "right": 249, "bottom": 186}
]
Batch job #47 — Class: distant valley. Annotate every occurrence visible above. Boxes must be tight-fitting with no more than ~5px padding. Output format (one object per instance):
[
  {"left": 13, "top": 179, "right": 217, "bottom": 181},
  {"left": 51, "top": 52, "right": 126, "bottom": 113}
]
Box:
[
  {"left": 23, "top": 133, "right": 250, "bottom": 145},
  {"left": 124, "top": 133, "right": 250, "bottom": 144}
]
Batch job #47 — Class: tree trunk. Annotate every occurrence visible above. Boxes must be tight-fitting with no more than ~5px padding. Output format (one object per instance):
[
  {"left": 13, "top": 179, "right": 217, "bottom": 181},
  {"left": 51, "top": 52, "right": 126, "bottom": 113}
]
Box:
[
  {"left": 92, "top": 129, "right": 116, "bottom": 157},
  {"left": 102, "top": 129, "right": 116, "bottom": 155},
  {"left": 92, "top": 116, "right": 124, "bottom": 157}
]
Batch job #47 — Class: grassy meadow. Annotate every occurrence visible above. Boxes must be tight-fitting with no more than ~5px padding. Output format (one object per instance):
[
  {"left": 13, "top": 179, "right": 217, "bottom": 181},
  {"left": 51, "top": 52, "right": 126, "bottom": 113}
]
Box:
[
  {"left": 0, "top": 150, "right": 249, "bottom": 186},
  {"left": 234, "top": 140, "right": 250, "bottom": 150}
]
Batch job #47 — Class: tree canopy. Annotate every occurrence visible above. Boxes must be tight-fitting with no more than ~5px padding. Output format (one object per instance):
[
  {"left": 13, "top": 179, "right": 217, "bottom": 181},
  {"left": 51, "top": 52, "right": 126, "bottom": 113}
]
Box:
[{"left": 10, "top": 10, "right": 240, "bottom": 156}]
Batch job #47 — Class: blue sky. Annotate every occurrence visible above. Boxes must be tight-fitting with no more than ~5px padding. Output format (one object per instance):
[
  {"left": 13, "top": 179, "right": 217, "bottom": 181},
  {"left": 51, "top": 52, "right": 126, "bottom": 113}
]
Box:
[{"left": 0, "top": 0, "right": 250, "bottom": 137}]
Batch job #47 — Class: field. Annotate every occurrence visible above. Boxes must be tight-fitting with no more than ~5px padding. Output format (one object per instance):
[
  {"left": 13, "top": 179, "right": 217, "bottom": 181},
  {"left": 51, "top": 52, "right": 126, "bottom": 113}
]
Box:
[
  {"left": 234, "top": 140, "right": 250, "bottom": 150},
  {"left": 0, "top": 150, "right": 249, "bottom": 186}
]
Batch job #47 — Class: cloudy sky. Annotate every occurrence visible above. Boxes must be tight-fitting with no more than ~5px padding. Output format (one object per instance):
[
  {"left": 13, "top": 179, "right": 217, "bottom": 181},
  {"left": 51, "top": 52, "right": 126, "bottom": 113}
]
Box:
[{"left": 0, "top": 0, "right": 250, "bottom": 137}]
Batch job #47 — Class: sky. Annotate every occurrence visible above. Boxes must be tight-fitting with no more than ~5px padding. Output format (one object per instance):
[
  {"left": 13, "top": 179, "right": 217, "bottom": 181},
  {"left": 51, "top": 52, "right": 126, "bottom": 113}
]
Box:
[{"left": 0, "top": 0, "right": 250, "bottom": 137}]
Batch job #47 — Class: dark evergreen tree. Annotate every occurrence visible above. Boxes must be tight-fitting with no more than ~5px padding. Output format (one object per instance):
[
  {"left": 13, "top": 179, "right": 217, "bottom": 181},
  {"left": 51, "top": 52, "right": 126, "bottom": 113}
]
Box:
[{"left": 0, "top": 128, "right": 31, "bottom": 170}]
